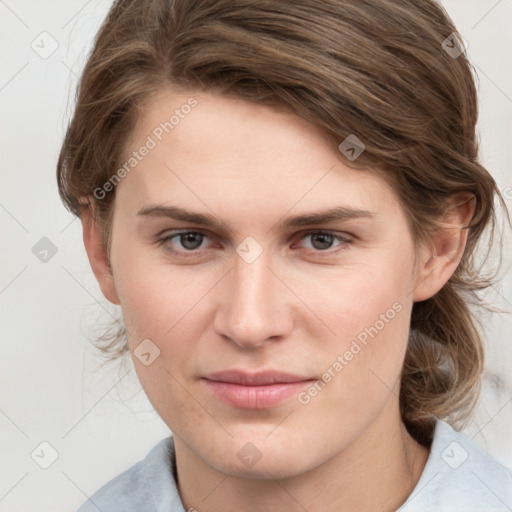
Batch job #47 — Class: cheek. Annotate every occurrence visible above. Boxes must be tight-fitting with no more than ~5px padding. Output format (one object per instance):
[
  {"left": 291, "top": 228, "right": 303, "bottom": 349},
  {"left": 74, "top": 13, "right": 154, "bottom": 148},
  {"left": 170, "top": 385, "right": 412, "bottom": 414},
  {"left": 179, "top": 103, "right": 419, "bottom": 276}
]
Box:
[
  {"left": 112, "top": 245, "right": 208, "bottom": 337},
  {"left": 111, "top": 249, "right": 221, "bottom": 397},
  {"left": 299, "top": 258, "right": 411, "bottom": 347},
  {"left": 294, "top": 254, "right": 414, "bottom": 402},
  {"left": 111, "top": 254, "right": 210, "bottom": 416}
]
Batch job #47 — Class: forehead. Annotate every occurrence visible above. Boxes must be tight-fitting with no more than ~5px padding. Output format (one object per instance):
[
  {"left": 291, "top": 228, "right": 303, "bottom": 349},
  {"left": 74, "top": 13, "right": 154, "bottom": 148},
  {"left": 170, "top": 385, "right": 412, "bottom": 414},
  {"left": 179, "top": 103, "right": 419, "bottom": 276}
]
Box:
[{"left": 116, "top": 88, "right": 402, "bottom": 223}]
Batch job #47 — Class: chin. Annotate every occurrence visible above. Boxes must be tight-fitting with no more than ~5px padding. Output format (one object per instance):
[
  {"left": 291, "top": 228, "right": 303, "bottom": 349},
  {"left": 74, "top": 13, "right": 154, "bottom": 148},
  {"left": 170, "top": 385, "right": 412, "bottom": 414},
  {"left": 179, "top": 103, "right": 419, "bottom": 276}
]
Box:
[
  {"left": 201, "top": 435, "right": 320, "bottom": 480},
  {"left": 211, "top": 455, "right": 309, "bottom": 481}
]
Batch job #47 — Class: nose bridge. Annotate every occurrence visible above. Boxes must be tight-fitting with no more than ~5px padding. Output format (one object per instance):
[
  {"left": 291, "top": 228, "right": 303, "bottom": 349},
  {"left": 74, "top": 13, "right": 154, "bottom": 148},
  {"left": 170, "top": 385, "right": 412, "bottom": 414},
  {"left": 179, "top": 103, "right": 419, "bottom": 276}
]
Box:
[
  {"left": 215, "top": 249, "right": 292, "bottom": 347},
  {"left": 233, "top": 252, "right": 271, "bottom": 308}
]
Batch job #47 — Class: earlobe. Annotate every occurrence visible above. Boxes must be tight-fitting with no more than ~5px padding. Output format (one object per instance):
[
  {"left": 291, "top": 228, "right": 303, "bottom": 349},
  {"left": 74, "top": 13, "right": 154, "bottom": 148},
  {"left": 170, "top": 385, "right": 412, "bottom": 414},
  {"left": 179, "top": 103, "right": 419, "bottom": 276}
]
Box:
[
  {"left": 412, "top": 194, "right": 475, "bottom": 302},
  {"left": 79, "top": 200, "right": 121, "bottom": 305}
]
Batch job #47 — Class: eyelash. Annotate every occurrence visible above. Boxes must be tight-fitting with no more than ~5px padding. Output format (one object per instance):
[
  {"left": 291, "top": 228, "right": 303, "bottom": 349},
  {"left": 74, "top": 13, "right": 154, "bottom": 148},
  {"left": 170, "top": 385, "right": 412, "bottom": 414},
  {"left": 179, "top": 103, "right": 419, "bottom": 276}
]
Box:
[{"left": 156, "top": 230, "right": 353, "bottom": 258}]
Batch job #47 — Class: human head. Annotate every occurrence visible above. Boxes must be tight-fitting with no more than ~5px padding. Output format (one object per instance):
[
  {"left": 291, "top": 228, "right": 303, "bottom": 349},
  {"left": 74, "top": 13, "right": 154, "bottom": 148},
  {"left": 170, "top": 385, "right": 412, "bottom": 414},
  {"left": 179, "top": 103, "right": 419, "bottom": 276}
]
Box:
[{"left": 57, "top": 0, "right": 505, "bottom": 454}]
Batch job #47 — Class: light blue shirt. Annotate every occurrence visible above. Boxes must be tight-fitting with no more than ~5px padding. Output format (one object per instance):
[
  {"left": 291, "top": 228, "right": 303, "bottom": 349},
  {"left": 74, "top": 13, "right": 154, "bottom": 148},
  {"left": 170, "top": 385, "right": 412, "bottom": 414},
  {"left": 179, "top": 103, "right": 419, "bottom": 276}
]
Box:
[{"left": 78, "top": 418, "right": 512, "bottom": 511}]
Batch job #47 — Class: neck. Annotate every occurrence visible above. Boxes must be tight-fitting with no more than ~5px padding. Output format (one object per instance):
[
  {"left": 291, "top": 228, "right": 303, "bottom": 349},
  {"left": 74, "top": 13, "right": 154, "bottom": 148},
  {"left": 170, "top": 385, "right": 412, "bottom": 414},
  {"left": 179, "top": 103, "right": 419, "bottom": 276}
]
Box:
[{"left": 174, "top": 406, "right": 430, "bottom": 512}]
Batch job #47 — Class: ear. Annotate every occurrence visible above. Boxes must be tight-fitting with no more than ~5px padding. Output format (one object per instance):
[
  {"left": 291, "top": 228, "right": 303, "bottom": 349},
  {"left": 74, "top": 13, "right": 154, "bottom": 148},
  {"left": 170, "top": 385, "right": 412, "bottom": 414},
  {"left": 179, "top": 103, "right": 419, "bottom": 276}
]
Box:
[
  {"left": 79, "top": 199, "right": 120, "bottom": 305},
  {"left": 412, "top": 194, "right": 475, "bottom": 302}
]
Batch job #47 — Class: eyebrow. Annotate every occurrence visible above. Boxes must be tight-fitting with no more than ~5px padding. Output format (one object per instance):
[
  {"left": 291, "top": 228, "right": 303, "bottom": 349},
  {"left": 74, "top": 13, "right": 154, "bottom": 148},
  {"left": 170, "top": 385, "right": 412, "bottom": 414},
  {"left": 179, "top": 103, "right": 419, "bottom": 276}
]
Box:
[{"left": 137, "top": 205, "right": 376, "bottom": 231}]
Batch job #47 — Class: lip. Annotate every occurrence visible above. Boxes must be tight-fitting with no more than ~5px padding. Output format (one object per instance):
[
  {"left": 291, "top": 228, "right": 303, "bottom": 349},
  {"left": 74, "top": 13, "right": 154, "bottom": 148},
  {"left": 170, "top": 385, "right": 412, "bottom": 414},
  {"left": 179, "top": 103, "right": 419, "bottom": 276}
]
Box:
[{"left": 201, "top": 370, "right": 315, "bottom": 409}]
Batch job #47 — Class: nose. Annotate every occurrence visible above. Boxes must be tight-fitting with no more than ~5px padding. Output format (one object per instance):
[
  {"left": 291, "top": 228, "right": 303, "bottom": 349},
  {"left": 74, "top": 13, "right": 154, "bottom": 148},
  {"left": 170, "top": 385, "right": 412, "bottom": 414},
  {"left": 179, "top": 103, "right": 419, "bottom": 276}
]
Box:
[{"left": 213, "top": 250, "right": 295, "bottom": 349}]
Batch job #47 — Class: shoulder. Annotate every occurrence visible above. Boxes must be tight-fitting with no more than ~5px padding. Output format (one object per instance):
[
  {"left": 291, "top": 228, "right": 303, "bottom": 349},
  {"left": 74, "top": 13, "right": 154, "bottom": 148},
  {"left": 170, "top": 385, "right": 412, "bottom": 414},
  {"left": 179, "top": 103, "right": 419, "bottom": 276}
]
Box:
[
  {"left": 77, "top": 436, "right": 185, "bottom": 512},
  {"left": 399, "top": 418, "right": 512, "bottom": 511}
]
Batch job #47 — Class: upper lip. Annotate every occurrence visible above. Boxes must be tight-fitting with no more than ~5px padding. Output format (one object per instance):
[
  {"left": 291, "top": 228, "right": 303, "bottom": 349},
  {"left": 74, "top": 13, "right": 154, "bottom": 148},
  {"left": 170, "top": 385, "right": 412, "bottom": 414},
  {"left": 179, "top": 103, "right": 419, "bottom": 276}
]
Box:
[{"left": 202, "top": 370, "right": 313, "bottom": 386}]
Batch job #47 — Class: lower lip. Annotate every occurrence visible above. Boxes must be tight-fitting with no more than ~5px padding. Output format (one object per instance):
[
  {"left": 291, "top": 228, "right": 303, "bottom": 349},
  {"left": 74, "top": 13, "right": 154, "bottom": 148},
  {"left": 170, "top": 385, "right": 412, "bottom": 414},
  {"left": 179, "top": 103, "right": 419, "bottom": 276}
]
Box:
[{"left": 202, "top": 379, "right": 314, "bottom": 409}]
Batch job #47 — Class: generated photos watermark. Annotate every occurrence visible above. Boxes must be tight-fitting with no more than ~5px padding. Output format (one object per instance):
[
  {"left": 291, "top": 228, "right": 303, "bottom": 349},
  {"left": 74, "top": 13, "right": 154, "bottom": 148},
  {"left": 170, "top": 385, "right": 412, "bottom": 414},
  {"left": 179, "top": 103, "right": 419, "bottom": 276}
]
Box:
[
  {"left": 93, "top": 97, "right": 198, "bottom": 200},
  {"left": 298, "top": 301, "right": 403, "bottom": 405}
]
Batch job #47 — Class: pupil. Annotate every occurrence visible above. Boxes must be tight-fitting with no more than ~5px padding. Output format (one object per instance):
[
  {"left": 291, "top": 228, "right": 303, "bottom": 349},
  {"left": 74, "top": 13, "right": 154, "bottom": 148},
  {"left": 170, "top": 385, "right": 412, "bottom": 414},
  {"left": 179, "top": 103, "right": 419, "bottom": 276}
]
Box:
[
  {"left": 312, "top": 233, "right": 333, "bottom": 250},
  {"left": 181, "top": 233, "right": 202, "bottom": 249}
]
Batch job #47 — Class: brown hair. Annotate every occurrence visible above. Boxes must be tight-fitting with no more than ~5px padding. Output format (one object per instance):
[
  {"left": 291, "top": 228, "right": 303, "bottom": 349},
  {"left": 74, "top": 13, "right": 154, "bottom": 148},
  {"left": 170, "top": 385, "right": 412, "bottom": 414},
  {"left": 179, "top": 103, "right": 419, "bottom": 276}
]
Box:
[{"left": 57, "top": 0, "right": 509, "bottom": 444}]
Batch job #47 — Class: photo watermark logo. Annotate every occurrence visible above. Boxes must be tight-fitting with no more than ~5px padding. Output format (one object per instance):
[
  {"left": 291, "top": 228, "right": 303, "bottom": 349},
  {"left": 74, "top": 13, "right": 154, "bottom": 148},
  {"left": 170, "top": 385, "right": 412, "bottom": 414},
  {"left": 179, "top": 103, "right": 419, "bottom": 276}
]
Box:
[
  {"left": 93, "top": 97, "right": 198, "bottom": 200},
  {"left": 298, "top": 301, "right": 403, "bottom": 405}
]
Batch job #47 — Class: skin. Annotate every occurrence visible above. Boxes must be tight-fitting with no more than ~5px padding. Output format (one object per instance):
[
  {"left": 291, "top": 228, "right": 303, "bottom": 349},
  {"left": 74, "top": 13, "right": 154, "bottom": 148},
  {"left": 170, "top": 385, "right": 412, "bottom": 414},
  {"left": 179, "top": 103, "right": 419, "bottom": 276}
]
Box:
[{"left": 81, "top": 89, "right": 474, "bottom": 512}]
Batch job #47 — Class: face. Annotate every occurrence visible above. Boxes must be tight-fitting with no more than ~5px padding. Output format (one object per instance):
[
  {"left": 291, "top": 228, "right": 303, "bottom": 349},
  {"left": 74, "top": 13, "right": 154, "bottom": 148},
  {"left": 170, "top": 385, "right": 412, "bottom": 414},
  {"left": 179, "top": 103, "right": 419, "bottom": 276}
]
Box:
[{"left": 103, "top": 88, "right": 423, "bottom": 478}]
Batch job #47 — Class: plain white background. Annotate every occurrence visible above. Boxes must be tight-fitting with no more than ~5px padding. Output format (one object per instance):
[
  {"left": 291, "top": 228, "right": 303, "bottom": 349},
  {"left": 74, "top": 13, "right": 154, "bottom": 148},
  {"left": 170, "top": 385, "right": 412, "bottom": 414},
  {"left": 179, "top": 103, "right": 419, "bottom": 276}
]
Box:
[{"left": 0, "top": 1, "right": 511, "bottom": 510}]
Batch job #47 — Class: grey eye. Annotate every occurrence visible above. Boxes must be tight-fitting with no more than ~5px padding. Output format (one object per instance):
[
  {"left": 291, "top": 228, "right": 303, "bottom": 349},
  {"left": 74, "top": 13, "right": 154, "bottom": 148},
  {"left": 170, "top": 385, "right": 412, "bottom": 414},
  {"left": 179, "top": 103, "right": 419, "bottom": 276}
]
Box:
[
  {"left": 179, "top": 232, "right": 204, "bottom": 250},
  {"left": 308, "top": 232, "right": 335, "bottom": 250}
]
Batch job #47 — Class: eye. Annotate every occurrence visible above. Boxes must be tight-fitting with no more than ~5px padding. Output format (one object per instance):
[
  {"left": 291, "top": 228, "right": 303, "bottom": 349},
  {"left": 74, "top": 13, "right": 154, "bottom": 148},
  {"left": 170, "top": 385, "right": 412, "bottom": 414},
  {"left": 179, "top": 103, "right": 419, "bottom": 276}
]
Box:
[
  {"left": 177, "top": 231, "right": 205, "bottom": 250},
  {"left": 295, "top": 231, "right": 352, "bottom": 253},
  {"left": 158, "top": 230, "right": 210, "bottom": 254}
]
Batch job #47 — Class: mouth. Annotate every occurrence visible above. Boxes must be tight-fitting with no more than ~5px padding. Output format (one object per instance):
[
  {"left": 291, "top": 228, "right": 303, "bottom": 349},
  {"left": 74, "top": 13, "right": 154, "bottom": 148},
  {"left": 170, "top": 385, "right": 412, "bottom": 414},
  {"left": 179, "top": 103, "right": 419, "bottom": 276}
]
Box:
[{"left": 201, "top": 370, "right": 316, "bottom": 409}]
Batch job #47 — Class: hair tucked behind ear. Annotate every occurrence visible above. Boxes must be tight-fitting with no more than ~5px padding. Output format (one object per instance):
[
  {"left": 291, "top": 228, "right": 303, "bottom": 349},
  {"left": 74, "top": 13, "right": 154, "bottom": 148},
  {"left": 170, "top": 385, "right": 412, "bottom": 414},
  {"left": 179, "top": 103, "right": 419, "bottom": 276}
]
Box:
[{"left": 57, "top": 0, "right": 509, "bottom": 444}]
